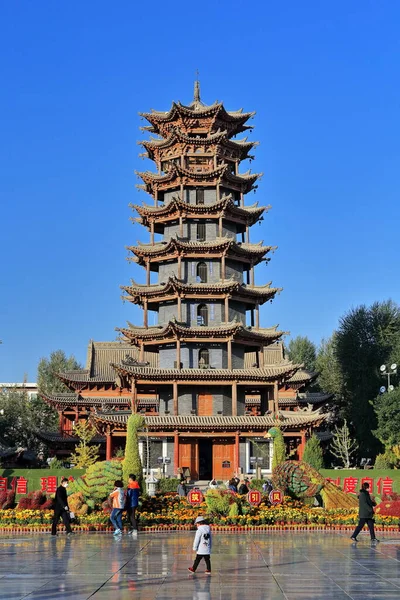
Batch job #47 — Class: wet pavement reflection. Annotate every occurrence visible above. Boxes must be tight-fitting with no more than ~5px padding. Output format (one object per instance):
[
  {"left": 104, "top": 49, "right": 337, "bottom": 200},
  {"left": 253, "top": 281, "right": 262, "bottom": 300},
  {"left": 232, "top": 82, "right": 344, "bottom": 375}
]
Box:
[{"left": 0, "top": 531, "right": 399, "bottom": 598}]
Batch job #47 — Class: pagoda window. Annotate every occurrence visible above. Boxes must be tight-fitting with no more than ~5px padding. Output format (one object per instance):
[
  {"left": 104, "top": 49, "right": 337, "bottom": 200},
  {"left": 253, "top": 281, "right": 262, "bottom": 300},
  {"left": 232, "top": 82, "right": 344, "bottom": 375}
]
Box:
[
  {"left": 196, "top": 262, "right": 207, "bottom": 283},
  {"left": 197, "top": 223, "right": 206, "bottom": 242},
  {"left": 198, "top": 348, "right": 209, "bottom": 368},
  {"left": 197, "top": 304, "right": 208, "bottom": 326},
  {"left": 196, "top": 189, "right": 204, "bottom": 205}
]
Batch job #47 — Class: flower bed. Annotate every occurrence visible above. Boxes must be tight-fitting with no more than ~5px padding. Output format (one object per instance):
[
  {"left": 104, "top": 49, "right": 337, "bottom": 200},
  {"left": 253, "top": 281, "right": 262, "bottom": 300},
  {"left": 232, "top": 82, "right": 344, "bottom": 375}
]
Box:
[{"left": 0, "top": 495, "right": 399, "bottom": 534}]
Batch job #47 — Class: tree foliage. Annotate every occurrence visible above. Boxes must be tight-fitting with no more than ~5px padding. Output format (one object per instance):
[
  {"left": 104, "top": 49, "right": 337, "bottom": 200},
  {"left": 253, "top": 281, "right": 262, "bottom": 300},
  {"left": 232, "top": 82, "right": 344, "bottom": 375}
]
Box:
[
  {"left": 303, "top": 434, "right": 324, "bottom": 470},
  {"left": 122, "top": 414, "right": 145, "bottom": 488},
  {"left": 70, "top": 421, "right": 100, "bottom": 468},
  {"left": 0, "top": 388, "right": 58, "bottom": 452},
  {"left": 37, "top": 349, "right": 81, "bottom": 394},
  {"left": 335, "top": 300, "right": 400, "bottom": 456},
  {"left": 315, "top": 335, "right": 344, "bottom": 398},
  {"left": 330, "top": 420, "right": 358, "bottom": 468},
  {"left": 287, "top": 336, "right": 317, "bottom": 371},
  {"left": 269, "top": 427, "right": 286, "bottom": 470},
  {"left": 373, "top": 387, "right": 400, "bottom": 449}
]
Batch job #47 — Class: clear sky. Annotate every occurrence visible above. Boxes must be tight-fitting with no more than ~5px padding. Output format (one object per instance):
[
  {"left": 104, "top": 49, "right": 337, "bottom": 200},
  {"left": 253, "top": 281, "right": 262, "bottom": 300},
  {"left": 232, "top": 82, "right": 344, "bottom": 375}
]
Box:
[{"left": 0, "top": 1, "right": 399, "bottom": 381}]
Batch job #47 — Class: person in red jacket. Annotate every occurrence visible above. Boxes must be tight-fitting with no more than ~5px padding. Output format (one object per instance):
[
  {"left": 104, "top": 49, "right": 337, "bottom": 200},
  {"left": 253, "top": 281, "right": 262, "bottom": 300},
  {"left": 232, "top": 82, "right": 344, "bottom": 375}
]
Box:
[{"left": 126, "top": 474, "right": 140, "bottom": 537}]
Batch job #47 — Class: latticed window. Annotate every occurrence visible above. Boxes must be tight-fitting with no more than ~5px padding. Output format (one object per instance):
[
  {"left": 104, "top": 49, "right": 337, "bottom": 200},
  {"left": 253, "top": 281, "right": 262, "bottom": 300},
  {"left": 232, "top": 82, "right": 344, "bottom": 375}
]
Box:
[
  {"left": 196, "top": 262, "right": 207, "bottom": 283},
  {"left": 198, "top": 348, "right": 209, "bottom": 367},
  {"left": 196, "top": 188, "right": 204, "bottom": 205},
  {"left": 197, "top": 223, "right": 206, "bottom": 241},
  {"left": 197, "top": 304, "right": 208, "bottom": 326}
]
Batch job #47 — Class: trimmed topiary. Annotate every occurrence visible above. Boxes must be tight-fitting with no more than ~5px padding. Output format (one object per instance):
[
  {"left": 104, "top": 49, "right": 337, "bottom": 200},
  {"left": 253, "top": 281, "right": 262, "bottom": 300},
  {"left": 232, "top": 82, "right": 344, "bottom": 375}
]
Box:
[
  {"left": 122, "top": 414, "right": 145, "bottom": 488},
  {"left": 303, "top": 434, "right": 324, "bottom": 470}
]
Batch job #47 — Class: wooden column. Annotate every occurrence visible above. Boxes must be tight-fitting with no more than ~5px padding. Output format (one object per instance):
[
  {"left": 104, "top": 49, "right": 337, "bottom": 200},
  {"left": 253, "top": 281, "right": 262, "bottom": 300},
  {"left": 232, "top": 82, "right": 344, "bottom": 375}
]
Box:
[
  {"left": 177, "top": 295, "right": 182, "bottom": 321},
  {"left": 255, "top": 303, "right": 260, "bottom": 328},
  {"left": 174, "top": 430, "right": 179, "bottom": 474},
  {"left": 235, "top": 430, "right": 240, "bottom": 473},
  {"left": 155, "top": 190, "right": 158, "bottom": 208},
  {"left": 179, "top": 215, "right": 183, "bottom": 237},
  {"left": 176, "top": 338, "right": 181, "bottom": 369},
  {"left": 273, "top": 380, "right": 279, "bottom": 416},
  {"left": 216, "top": 182, "right": 220, "bottom": 200},
  {"left": 146, "top": 261, "right": 150, "bottom": 285},
  {"left": 140, "top": 343, "right": 144, "bottom": 362},
  {"left": 143, "top": 299, "right": 148, "bottom": 328},
  {"left": 59, "top": 412, "right": 64, "bottom": 434},
  {"left": 180, "top": 182, "right": 184, "bottom": 201},
  {"left": 178, "top": 255, "right": 182, "bottom": 279},
  {"left": 227, "top": 339, "right": 232, "bottom": 370},
  {"left": 246, "top": 225, "right": 249, "bottom": 243},
  {"left": 106, "top": 427, "right": 112, "bottom": 461},
  {"left": 224, "top": 296, "right": 229, "bottom": 321},
  {"left": 240, "top": 192, "right": 244, "bottom": 207},
  {"left": 150, "top": 222, "right": 154, "bottom": 245},
  {"left": 250, "top": 264, "right": 255, "bottom": 286},
  {"left": 218, "top": 216, "right": 223, "bottom": 238},
  {"left": 173, "top": 381, "right": 178, "bottom": 415},
  {"left": 221, "top": 254, "right": 226, "bottom": 281},
  {"left": 131, "top": 379, "right": 137, "bottom": 413},
  {"left": 298, "top": 430, "right": 307, "bottom": 460},
  {"left": 232, "top": 380, "right": 237, "bottom": 416}
]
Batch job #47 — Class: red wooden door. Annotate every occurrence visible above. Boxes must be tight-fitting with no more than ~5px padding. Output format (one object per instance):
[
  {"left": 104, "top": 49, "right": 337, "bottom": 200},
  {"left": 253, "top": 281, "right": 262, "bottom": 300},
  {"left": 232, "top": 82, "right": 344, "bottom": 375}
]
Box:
[
  {"left": 212, "top": 440, "right": 235, "bottom": 480},
  {"left": 179, "top": 439, "right": 198, "bottom": 480},
  {"left": 198, "top": 394, "right": 213, "bottom": 416}
]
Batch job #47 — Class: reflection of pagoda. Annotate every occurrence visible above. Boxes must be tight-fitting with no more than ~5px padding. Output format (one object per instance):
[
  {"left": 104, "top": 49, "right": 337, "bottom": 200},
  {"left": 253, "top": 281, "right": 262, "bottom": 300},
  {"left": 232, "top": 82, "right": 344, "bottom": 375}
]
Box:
[{"left": 41, "top": 84, "right": 330, "bottom": 479}]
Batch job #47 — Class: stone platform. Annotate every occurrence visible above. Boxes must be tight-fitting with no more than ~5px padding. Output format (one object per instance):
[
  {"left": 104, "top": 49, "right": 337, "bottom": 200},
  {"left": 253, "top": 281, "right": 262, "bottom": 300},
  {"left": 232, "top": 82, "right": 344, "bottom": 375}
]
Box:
[{"left": 0, "top": 531, "right": 399, "bottom": 599}]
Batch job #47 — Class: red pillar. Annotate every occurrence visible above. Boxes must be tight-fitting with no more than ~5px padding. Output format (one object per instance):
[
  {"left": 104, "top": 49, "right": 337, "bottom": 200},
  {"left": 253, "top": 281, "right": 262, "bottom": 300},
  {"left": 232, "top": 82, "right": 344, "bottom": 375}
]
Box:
[
  {"left": 106, "top": 430, "right": 112, "bottom": 461},
  {"left": 298, "top": 431, "right": 306, "bottom": 460},
  {"left": 174, "top": 431, "right": 179, "bottom": 475},
  {"left": 235, "top": 431, "right": 240, "bottom": 475}
]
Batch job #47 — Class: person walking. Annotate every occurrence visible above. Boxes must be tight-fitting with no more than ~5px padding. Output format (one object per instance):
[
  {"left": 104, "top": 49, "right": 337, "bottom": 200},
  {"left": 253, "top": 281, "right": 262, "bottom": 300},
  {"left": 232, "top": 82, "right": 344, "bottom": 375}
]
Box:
[
  {"left": 126, "top": 474, "right": 140, "bottom": 537},
  {"left": 51, "top": 477, "right": 73, "bottom": 536},
  {"left": 188, "top": 516, "right": 212, "bottom": 575},
  {"left": 351, "top": 482, "right": 379, "bottom": 543},
  {"left": 109, "top": 480, "right": 125, "bottom": 536}
]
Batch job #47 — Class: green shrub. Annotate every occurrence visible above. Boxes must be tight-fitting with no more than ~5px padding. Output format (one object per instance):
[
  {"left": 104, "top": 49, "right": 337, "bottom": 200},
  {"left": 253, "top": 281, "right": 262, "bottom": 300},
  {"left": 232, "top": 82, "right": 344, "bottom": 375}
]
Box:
[
  {"left": 249, "top": 479, "right": 264, "bottom": 491},
  {"left": 122, "top": 414, "right": 145, "bottom": 488},
  {"left": 68, "top": 460, "right": 122, "bottom": 507},
  {"left": 158, "top": 478, "right": 180, "bottom": 493},
  {"left": 303, "top": 434, "right": 324, "bottom": 470},
  {"left": 375, "top": 451, "right": 397, "bottom": 469},
  {"left": 205, "top": 489, "right": 232, "bottom": 516}
]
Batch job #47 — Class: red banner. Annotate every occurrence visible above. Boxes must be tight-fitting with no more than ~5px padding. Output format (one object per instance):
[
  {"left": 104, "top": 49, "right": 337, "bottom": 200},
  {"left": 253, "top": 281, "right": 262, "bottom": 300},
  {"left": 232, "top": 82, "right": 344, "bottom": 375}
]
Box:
[
  {"left": 187, "top": 489, "right": 204, "bottom": 505},
  {"left": 269, "top": 489, "right": 283, "bottom": 504},
  {"left": 247, "top": 489, "right": 262, "bottom": 506}
]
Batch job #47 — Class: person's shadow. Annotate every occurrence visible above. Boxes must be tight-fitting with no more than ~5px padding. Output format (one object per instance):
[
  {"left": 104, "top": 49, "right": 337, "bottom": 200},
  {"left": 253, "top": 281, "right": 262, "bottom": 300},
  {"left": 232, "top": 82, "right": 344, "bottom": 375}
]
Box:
[{"left": 192, "top": 576, "right": 211, "bottom": 600}]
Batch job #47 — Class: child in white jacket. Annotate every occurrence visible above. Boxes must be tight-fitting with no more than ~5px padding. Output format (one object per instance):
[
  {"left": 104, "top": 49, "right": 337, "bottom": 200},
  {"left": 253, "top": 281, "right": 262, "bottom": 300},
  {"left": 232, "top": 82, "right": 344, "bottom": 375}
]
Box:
[{"left": 188, "top": 516, "right": 212, "bottom": 574}]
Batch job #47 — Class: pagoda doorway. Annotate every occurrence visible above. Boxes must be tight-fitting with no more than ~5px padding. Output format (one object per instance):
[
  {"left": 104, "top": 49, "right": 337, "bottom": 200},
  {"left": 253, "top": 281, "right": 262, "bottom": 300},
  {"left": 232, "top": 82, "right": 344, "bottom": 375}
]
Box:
[
  {"left": 212, "top": 439, "right": 235, "bottom": 480},
  {"left": 198, "top": 439, "right": 212, "bottom": 480}
]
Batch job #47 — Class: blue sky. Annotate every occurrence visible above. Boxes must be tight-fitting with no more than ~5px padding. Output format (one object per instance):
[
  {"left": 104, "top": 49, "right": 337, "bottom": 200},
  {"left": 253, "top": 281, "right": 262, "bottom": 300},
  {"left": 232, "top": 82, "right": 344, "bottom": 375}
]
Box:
[{"left": 0, "top": 1, "right": 399, "bottom": 381}]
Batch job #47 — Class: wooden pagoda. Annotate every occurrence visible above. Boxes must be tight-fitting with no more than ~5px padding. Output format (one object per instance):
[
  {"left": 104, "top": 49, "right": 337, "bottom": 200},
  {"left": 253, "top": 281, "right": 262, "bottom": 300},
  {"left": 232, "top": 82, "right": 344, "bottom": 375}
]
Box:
[{"left": 41, "top": 84, "right": 331, "bottom": 478}]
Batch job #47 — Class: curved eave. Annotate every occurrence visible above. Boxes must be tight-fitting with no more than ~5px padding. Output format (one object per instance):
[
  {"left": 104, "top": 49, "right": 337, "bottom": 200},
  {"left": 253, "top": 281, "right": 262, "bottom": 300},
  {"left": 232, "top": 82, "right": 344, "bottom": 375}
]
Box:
[
  {"left": 116, "top": 320, "right": 242, "bottom": 342},
  {"left": 110, "top": 362, "right": 300, "bottom": 383},
  {"left": 91, "top": 412, "right": 327, "bottom": 431}
]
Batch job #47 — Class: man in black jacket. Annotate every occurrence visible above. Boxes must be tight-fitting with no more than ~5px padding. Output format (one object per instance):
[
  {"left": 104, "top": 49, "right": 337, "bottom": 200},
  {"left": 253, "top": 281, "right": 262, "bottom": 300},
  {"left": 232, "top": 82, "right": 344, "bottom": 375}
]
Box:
[
  {"left": 350, "top": 482, "right": 378, "bottom": 543},
  {"left": 51, "top": 477, "right": 73, "bottom": 536}
]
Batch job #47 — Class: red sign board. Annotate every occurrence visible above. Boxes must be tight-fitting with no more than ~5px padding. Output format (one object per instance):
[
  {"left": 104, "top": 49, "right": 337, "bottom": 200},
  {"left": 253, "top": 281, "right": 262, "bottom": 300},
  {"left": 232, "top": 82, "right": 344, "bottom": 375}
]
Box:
[
  {"left": 269, "top": 489, "right": 283, "bottom": 505},
  {"left": 187, "top": 489, "right": 204, "bottom": 505},
  {"left": 247, "top": 489, "right": 262, "bottom": 506}
]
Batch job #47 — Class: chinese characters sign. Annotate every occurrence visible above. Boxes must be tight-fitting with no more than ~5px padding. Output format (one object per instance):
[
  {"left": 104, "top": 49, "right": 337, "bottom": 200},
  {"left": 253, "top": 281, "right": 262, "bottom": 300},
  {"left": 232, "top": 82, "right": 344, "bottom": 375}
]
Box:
[
  {"left": 269, "top": 489, "right": 283, "bottom": 505},
  {"left": 326, "top": 476, "right": 394, "bottom": 495},
  {"left": 247, "top": 490, "right": 262, "bottom": 506},
  {"left": 187, "top": 489, "right": 204, "bottom": 505},
  {"left": 0, "top": 475, "right": 73, "bottom": 495}
]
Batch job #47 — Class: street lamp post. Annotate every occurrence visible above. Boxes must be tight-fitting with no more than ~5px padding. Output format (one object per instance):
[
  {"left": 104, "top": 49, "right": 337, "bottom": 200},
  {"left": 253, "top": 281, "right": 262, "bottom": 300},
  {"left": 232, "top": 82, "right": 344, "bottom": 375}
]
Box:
[{"left": 379, "top": 363, "right": 397, "bottom": 394}]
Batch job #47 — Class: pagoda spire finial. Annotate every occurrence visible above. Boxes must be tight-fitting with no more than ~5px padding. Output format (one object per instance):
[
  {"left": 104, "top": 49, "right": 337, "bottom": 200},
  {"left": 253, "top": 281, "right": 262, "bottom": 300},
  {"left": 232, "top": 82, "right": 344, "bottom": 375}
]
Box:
[{"left": 193, "top": 69, "right": 201, "bottom": 104}]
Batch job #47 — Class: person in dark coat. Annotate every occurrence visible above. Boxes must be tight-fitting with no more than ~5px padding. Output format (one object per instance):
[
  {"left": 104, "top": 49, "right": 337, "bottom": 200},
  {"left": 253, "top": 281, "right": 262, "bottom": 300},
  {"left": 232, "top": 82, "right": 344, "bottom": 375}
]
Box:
[
  {"left": 238, "top": 479, "right": 249, "bottom": 495},
  {"left": 351, "top": 482, "right": 379, "bottom": 542},
  {"left": 51, "top": 477, "right": 72, "bottom": 536}
]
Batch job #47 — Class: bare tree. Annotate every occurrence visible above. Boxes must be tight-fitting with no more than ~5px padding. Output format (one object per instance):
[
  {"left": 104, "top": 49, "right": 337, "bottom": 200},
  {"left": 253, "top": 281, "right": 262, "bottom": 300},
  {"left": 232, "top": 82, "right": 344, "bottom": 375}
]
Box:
[{"left": 330, "top": 420, "right": 358, "bottom": 468}]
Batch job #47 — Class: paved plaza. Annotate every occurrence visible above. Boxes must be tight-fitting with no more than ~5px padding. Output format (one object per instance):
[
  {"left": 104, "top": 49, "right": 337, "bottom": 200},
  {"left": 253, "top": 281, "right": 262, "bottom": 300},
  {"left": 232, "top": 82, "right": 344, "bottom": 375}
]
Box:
[{"left": 0, "top": 532, "right": 399, "bottom": 599}]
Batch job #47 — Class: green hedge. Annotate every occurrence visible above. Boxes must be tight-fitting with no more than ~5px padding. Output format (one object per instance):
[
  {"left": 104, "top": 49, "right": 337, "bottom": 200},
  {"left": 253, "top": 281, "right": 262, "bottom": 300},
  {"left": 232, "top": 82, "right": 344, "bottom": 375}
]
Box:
[{"left": 1, "top": 469, "right": 85, "bottom": 496}]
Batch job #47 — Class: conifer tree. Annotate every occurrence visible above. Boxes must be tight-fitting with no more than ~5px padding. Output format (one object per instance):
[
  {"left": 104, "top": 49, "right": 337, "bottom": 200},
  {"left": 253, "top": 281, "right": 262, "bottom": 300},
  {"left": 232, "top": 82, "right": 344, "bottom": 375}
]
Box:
[
  {"left": 122, "top": 414, "right": 145, "bottom": 488},
  {"left": 303, "top": 434, "right": 324, "bottom": 470},
  {"left": 270, "top": 427, "right": 286, "bottom": 470}
]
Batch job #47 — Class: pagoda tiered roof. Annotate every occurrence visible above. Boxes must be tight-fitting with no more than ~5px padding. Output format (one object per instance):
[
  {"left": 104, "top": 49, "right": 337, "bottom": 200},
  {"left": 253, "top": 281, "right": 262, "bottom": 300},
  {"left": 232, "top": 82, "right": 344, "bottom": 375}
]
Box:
[
  {"left": 140, "top": 128, "right": 257, "bottom": 162},
  {"left": 136, "top": 163, "right": 261, "bottom": 195},
  {"left": 121, "top": 276, "right": 281, "bottom": 307},
  {"left": 116, "top": 320, "right": 285, "bottom": 346},
  {"left": 110, "top": 361, "right": 300, "bottom": 384},
  {"left": 91, "top": 411, "right": 328, "bottom": 432},
  {"left": 139, "top": 97, "right": 255, "bottom": 138},
  {"left": 127, "top": 237, "right": 274, "bottom": 266},
  {"left": 131, "top": 195, "right": 269, "bottom": 228}
]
